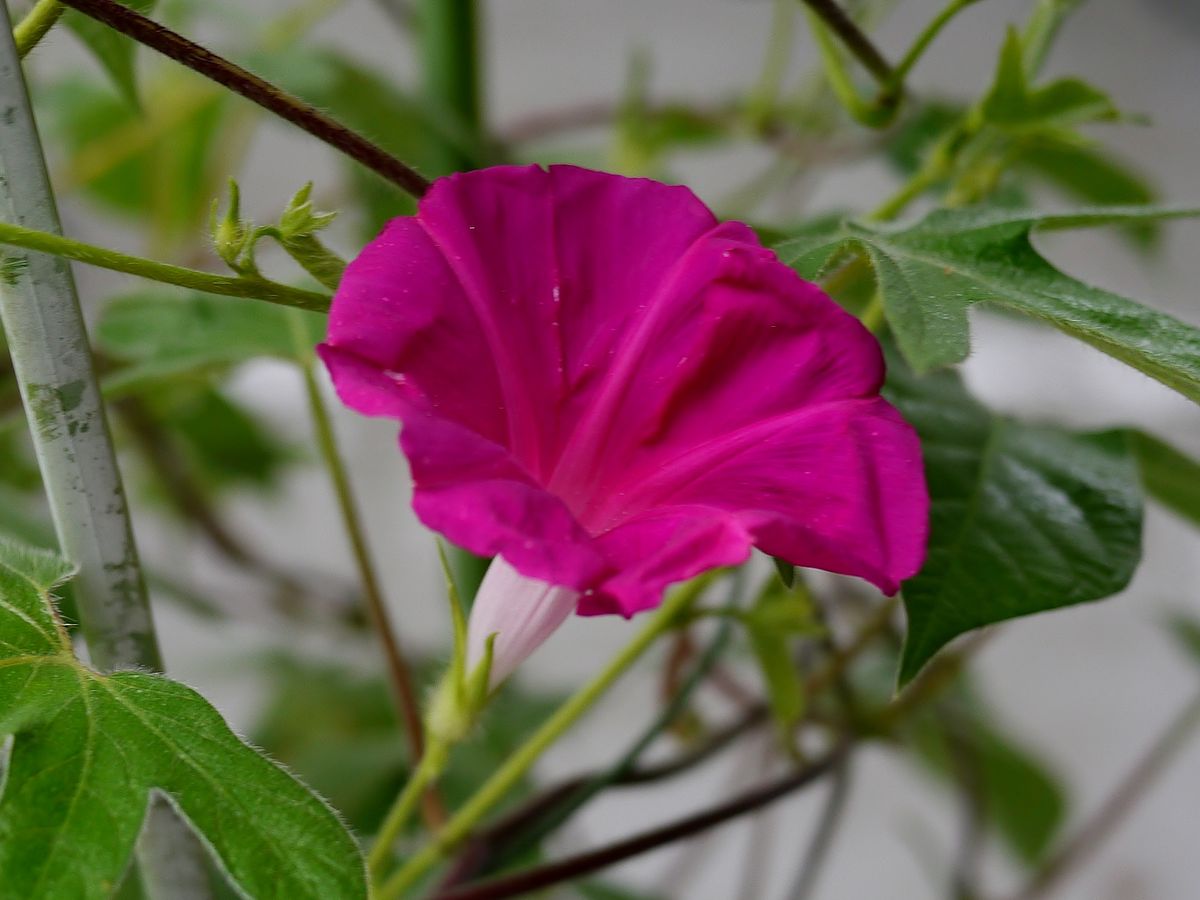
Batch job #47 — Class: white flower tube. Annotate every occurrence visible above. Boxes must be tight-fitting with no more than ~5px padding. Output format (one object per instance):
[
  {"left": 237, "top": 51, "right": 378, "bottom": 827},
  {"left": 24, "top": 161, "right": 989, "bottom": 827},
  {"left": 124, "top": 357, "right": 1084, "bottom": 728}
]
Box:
[{"left": 466, "top": 555, "right": 580, "bottom": 689}]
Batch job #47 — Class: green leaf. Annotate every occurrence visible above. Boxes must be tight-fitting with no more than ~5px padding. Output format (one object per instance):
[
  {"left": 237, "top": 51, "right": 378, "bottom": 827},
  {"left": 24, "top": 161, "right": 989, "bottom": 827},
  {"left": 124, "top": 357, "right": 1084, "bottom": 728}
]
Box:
[
  {"left": 1130, "top": 430, "right": 1200, "bottom": 528},
  {"left": 96, "top": 290, "right": 325, "bottom": 393},
  {"left": 0, "top": 538, "right": 367, "bottom": 899},
  {"left": 63, "top": 1, "right": 157, "bottom": 106},
  {"left": 981, "top": 28, "right": 1118, "bottom": 130},
  {"left": 1016, "top": 135, "right": 1154, "bottom": 206},
  {"left": 906, "top": 683, "right": 1066, "bottom": 865},
  {"left": 40, "top": 77, "right": 229, "bottom": 241},
  {"left": 887, "top": 363, "right": 1143, "bottom": 684},
  {"left": 777, "top": 206, "right": 1200, "bottom": 403}
]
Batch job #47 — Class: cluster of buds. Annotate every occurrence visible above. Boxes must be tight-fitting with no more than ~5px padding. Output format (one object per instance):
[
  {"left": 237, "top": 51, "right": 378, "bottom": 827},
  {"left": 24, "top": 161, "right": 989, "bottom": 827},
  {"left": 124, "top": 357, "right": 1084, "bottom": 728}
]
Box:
[{"left": 209, "top": 181, "right": 346, "bottom": 290}]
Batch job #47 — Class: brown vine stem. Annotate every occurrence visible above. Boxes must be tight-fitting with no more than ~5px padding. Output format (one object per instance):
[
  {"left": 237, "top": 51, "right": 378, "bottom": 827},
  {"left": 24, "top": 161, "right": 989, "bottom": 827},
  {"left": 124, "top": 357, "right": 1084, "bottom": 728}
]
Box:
[
  {"left": 432, "top": 742, "right": 849, "bottom": 900},
  {"left": 54, "top": 0, "right": 431, "bottom": 198}
]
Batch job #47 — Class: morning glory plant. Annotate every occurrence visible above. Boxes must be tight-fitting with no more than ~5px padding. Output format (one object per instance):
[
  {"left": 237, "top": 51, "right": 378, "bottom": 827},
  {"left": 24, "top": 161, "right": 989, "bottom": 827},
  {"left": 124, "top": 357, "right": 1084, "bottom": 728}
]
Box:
[{"left": 0, "top": 0, "right": 1197, "bottom": 898}]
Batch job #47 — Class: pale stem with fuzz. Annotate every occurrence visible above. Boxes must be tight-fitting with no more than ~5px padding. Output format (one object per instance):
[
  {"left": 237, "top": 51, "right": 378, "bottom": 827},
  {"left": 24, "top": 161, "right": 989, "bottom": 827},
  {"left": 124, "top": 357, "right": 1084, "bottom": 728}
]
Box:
[
  {"left": 376, "top": 575, "right": 715, "bottom": 897},
  {"left": 0, "top": 12, "right": 211, "bottom": 896}
]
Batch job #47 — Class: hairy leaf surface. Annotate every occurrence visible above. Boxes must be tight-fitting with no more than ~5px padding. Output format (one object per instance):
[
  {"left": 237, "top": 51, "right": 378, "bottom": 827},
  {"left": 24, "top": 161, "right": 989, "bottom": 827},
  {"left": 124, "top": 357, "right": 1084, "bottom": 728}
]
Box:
[{"left": 0, "top": 539, "right": 367, "bottom": 899}]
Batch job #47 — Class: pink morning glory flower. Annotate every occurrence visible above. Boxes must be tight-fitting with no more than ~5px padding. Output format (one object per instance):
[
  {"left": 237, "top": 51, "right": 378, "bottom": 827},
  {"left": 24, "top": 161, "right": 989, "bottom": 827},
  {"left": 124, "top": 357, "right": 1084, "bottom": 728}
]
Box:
[{"left": 319, "top": 165, "right": 928, "bottom": 686}]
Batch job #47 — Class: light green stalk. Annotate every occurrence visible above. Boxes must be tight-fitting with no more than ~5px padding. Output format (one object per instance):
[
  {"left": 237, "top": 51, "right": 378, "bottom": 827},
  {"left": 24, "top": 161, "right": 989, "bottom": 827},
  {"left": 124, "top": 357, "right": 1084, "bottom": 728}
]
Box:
[
  {"left": 0, "top": 9, "right": 211, "bottom": 897},
  {"left": 12, "top": 0, "right": 63, "bottom": 56}
]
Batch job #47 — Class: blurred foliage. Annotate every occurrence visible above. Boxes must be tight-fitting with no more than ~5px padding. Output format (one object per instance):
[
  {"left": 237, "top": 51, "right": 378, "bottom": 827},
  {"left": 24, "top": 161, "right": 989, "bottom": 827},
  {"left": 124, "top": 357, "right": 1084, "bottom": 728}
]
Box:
[
  {"left": 252, "top": 653, "right": 564, "bottom": 836},
  {"left": 62, "top": 0, "right": 157, "bottom": 105}
]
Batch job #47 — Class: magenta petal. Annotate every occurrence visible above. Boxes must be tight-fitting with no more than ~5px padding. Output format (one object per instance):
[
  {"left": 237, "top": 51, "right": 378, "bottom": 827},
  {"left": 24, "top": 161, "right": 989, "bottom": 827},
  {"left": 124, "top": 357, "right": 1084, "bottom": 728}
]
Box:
[
  {"left": 399, "top": 406, "right": 607, "bottom": 590},
  {"left": 321, "top": 164, "right": 930, "bottom": 631},
  {"left": 581, "top": 507, "right": 751, "bottom": 617}
]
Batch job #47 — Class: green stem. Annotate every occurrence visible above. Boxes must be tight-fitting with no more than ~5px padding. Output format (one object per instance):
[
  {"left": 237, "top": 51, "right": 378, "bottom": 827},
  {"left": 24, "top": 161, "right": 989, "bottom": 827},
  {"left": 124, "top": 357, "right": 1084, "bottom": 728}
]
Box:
[
  {"left": 368, "top": 739, "right": 450, "bottom": 879},
  {"left": 0, "top": 12, "right": 211, "bottom": 896},
  {"left": 888, "top": 0, "right": 981, "bottom": 88},
  {"left": 804, "top": 9, "right": 894, "bottom": 128},
  {"left": 491, "top": 574, "right": 744, "bottom": 867},
  {"left": 868, "top": 143, "right": 952, "bottom": 221},
  {"left": 1020, "top": 0, "right": 1083, "bottom": 76},
  {"left": 0, "top": 221, "right": 330, "bottom": 310},
  {"left": 377, "top": 576, "right": 712, "bottom": 898},
  {"left": 420, "top": 0, "right": 482, "bottom": 174},
  {"left": 748, "top": 0, "right": 796, "bottom": 127},
  {"left": 12, "top": 0, "right": 64, "bottom": 56},
  {"left": 286, "top": 312, "right": 435, "bottom": 826}
]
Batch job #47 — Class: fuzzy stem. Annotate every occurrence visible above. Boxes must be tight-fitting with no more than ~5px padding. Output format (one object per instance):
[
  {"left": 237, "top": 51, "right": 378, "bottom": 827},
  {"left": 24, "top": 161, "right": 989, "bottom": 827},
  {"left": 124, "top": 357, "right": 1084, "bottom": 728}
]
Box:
[
  {"left": 286, "top": 311, "right": 440, "bottom": 829},
  {"left": 378, "top": 576, "right": 712, "bottom": 898},
  {"left": 12, "top": 0, "right": 63, "bottom": 56},
  {"left": 0, "top": 221, "right": 330, "bottom": 310},
  {"left": 369, "top": 739, "right": 450, "bottom": 879}
]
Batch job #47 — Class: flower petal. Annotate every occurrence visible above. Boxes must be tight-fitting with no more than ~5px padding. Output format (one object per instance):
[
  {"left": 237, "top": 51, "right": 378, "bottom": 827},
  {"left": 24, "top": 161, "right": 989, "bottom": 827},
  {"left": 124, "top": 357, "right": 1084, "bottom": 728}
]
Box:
[
  {"left": 580, "top": 506, "right": 751, "bottom": 616},
  {"left": 467, "top": 555, "right": 579, "bottom": 688},
  {"left": 321, "top": 164, "right": 928, "bottom": 621},
  {"left": 610, "top": 397, "right": 928, "bottom": 599}
]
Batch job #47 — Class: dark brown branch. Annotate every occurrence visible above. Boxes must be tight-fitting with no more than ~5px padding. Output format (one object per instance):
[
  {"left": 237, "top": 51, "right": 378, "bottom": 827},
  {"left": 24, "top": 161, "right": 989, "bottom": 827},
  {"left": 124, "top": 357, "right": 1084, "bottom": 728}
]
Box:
[
  {"left": 55, "top": 0, "right": 431, "bottom": 198},
  {"left": 800, "top": 0, "right": 895, "bottom": 84},
  {"left": 432, "top": 743, "right": 847, "bottom": 900}
]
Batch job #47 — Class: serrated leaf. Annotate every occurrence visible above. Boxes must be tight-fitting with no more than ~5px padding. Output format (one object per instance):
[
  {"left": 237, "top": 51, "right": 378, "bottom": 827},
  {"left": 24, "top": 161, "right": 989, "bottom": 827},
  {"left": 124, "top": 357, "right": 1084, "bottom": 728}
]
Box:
[
  {"left": 906, "top": 682, "right": 1066, "bottom": 865},
  {"left": 63, "top": 0, "right": 157, "bottom": 106},
  {"left": 1130, "top": 430, "right": 1200, "bottom": 529},
  {"left": 96, "top": 291, "right": 325, "bottom": 392},
  {"left": 887, "top": 362, "right": 1143, "bottom": 684},
  {"left": 981, "top": 28, "right": 1118, "bottom": 130},
  {"left": 777, "top": 206, "right": 1200, "bottom": 403},
  {"left": 0, "top": 539, "right": 367, "bottom": 899}
]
